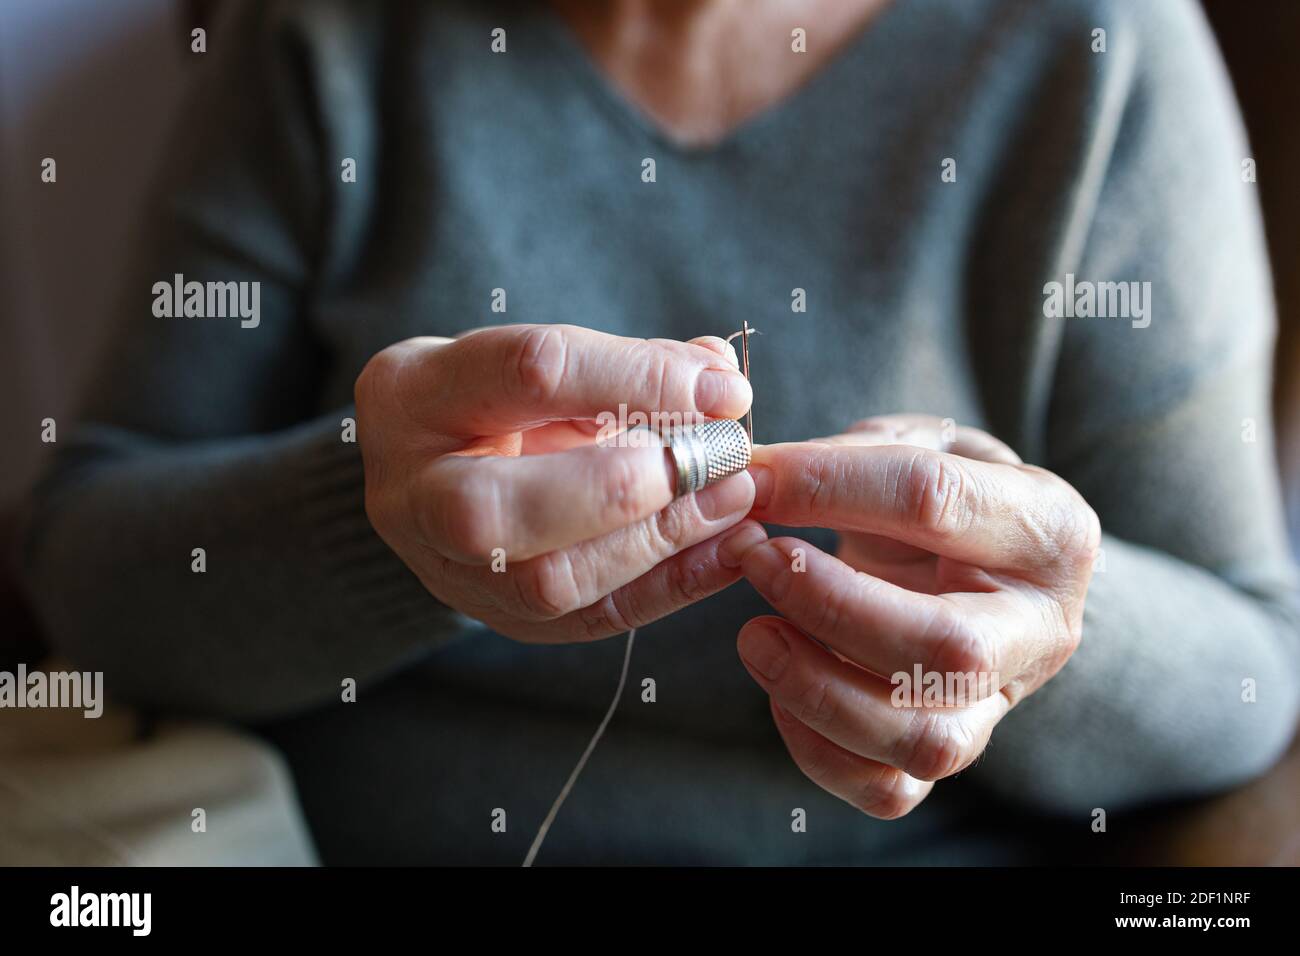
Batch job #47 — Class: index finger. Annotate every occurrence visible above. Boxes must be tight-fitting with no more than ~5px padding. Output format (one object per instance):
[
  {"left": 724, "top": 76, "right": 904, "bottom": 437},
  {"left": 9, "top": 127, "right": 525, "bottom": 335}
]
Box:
[
  {"left": 404, "top": 324, "right": 752, "bottom": 436},
  {"left": 749, "top": 442, "right": 1098, "bottom": 573}
]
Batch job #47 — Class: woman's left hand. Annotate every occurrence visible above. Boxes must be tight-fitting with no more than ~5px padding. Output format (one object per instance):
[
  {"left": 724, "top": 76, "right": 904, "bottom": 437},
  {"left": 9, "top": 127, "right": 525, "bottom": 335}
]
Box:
[{"left": 735, "top": 415, "right": 1100, "bottom": 819}]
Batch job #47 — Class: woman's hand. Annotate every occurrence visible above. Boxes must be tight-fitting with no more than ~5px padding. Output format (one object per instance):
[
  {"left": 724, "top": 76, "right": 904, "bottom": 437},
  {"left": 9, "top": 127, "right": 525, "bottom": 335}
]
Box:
[
  {"left": 735, "top": 415, "right": 1100, "bottom": 818},
  {"left": 354, "top": 323, "right": 766, "bottom": 643}
]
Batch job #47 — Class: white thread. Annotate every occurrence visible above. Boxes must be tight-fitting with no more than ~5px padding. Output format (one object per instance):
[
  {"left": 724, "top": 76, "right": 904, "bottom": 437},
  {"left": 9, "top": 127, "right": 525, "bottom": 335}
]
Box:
[
  {"left": 523, "top": 327, "right": 753, "bottom": 865},
  {"left": 523, "top": 628, "right": 636, "bottom": 867}
]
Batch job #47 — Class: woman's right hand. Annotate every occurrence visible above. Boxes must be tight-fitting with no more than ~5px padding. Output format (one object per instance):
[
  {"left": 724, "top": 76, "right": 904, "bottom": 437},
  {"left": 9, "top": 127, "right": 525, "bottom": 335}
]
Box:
[{"left": 354, "top": 324, "right": 766, "bottom": 643}]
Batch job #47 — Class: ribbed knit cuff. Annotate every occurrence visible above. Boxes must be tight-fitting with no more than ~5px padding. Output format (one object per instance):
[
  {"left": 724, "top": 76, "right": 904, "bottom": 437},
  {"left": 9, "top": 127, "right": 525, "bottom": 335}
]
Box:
[{"left": 294, "top": 409, "right": 471, "bottom": 641}]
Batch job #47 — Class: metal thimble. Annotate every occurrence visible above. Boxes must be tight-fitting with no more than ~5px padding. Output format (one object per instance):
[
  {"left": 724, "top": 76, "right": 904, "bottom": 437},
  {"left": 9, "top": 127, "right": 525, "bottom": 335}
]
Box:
[{"left": 660, "top": 419, "right": 752, "bottom": 497}]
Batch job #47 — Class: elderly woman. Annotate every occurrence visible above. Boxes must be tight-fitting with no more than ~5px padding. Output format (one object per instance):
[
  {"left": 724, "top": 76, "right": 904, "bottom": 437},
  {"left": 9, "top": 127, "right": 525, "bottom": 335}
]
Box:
[{"left": 22, "top": 0, "right": 1299, "bottom": 864}]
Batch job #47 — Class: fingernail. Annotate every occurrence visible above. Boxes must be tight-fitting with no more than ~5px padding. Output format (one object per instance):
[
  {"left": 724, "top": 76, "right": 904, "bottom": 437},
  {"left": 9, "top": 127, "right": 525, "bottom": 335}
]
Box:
[
  {"left": 718, "top": 522, "right": 767, "bottom": 568},
  {"left": 695, "top": 472, "right": 754, "bottom": 521},
  {"left": 742, "top": 542, "right": 792, "bottom": 601},
  {"left": 738, "top": 624, "right": 790, "bottom": 681},
  {"left": 695, "top": 369, "right": 751, "bottom": 416},
  {"left": 749, "top": 464, "right": 774, "bottom": 509}
]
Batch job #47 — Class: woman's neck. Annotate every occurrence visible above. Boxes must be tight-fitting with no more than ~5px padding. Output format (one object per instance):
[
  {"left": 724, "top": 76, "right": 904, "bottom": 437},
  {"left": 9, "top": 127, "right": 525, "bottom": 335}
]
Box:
[{"left": 548, "top": 0, "right": 892, "bottom": 147}]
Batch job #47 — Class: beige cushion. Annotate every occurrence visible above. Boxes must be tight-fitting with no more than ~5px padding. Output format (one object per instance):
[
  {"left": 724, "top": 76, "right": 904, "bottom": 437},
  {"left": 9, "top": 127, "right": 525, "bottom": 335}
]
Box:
[{"left": 0, "top": 659, "right": 317, "bottom": 866}]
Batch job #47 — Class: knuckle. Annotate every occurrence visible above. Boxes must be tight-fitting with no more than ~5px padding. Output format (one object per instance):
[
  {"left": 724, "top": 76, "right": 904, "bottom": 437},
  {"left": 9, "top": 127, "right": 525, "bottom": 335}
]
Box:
[
  {"left": 925, "top": 609, "right": 997, "bottom": 681},
  {"left": 513, "top": 551, "right": 584, "bottom": 620},
  {"left": 853, "top": 765, "right": 918, "bottom": 820},
  {"left": 794, "top": 449, "right": 843, "bottom": 521},
  {"left": 1055, "top": 595, "right": 1085, "bottom": 655},
  {"left": 622, "top": 339, "right": 677, "bottom": 413},
  {"left": 899, "top": 451, "right": 973, "bottom": 540},
  {"left": 362, "top": 484, "right": 393, "bottom": 536},
  {"left": 1025, "top": 468, "right": 1103, "bottom": 566},
  {"left": 651, "top": 347, "right": 675, "bottom": 412},
  {"left": 576, "top": 591, "right": 633, "bottom": 641},
  {"left": 896, "top": 712, "right": 973, "bottom": 782},
  {"left": 663, "top": 551, "right": 711, "bottom": 607},
  {"left": 353, "top": 362, "right": 378, "bottom": 414},
  {"left": 803, "top": 452, "right": 835, "bottom": 515},
  {"left": 1066, "top": 608, "right": 1085, "bottom": 651},
  {"left": 363, "top": 492, "right": 406, "bottom": 559},
  {"left": 1062, "top": 495, "right": 1103, "bottom": 566},
  {"left": 649, "top": 499, "right": 693, "bottom": 555},
  {"left": 511, "top": 325, "right": 568, "bottom": 406},
  {"left": 794, "top": 735, "right": 840, "bottom": 786},
  {"left": 791, "top": 677, "right": 839, "bottom": 731},
  {"left": 354, "top": 345, "right": 400, "bottom": 411},
  {"left": 808, "top": 575, "right": 852, "bottom": 639},
  {"left": 437, "top": 482, "right": 501, "bottom": 563},
  {"left": 360, "top": 339, "right": 437, "bottom": 425},
  {"left": 597, "top": 450, "right": 652, "bottom": 526}
]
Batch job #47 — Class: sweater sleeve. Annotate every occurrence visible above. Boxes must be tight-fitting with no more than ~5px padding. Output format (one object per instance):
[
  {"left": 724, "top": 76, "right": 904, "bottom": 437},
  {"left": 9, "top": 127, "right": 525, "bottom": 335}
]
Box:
[
  {"left": 972, "top": 0, "right": 1300, "bottom": 811},
  {"left": 18, "top": 2, "right": 466, "bottom": 721}
]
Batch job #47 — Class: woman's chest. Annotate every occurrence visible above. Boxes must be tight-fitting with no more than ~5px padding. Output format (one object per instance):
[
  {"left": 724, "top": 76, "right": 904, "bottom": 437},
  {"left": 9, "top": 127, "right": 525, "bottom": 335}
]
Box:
[{"left": 317, "top": 156, "right": 989, "bottom": 442}]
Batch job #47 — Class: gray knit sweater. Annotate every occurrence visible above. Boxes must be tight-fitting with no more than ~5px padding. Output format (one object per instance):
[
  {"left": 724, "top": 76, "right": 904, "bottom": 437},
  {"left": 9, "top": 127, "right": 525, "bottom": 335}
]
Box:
[{"left": 21, "top": 0, "right": 1300, "bottom": 864}]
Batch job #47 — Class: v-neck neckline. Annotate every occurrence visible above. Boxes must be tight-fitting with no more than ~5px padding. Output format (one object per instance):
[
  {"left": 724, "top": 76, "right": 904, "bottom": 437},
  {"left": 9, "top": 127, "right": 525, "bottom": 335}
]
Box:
[{"left": 534, "top": 3, "right": 908, "bottom": 157}]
